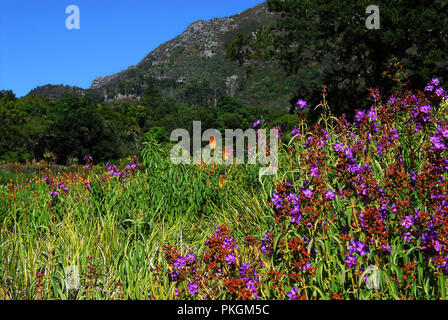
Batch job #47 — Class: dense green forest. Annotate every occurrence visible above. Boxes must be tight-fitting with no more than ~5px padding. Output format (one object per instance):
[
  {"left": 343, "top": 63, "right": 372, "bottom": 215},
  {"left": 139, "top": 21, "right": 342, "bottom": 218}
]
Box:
[{"left": 0, "top": 89, "right": 296, "bottom": 164}]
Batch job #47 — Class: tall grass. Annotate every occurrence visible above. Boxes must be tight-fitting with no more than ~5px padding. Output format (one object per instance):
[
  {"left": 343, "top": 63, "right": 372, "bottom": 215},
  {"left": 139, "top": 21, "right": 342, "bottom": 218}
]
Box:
[{"left": 1, "top": 81, "right": 448, "bottom": 300}]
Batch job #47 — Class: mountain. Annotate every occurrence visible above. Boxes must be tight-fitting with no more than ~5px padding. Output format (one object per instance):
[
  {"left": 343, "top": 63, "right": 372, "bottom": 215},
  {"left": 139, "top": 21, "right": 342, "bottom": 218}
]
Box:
[
  {"left": 27, "top": 2, "right": 321, "bottom": 109},
  {"left": 27, "top": 84, "right": 87, "bottom": 100}
]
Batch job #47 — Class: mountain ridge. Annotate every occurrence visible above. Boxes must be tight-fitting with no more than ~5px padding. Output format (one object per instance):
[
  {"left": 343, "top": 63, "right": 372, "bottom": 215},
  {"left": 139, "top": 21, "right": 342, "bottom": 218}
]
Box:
[{"left": 27, "top": 3, "right": 318, "bottom": 109}]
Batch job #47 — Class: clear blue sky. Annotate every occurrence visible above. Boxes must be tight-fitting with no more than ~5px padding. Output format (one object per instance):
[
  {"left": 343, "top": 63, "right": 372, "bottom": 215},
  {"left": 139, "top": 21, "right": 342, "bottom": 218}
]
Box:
[{"left": 0, "top": 0, "right": 265, "bottom": 97}]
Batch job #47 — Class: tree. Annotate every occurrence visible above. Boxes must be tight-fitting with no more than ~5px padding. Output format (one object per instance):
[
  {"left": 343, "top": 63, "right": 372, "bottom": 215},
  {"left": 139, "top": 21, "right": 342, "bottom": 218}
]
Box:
[
  {"left": 47, "top": 93, "right": 117, "bottom": 163},
  {"left": 228, "top": 0, "right": 448, "bottom": 116}
]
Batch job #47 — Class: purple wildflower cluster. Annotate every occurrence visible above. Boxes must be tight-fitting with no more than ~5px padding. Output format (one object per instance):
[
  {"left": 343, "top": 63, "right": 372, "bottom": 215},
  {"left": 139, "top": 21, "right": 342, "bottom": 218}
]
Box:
[
  {"left": 345, "top": 240, "right": 370, "bottom": 268},
  {"left": 44, "top": 176, "right": 69, "bottom": 197},
  {"left": 106, "top": 155, "right": 140, "bottom": 182},
  {"left": 83, "top": 155, "right": 93, "bottom": 169},
  {"left": 270, "top": 183, "right": 302, "bottom": 224},
  {"left": 273, "top": 126, "right": 283, "bottom": 139},
  {"left": 430, "top": 124, "right": 448, "bottom": 152},
  {"left": 425, "top": 78, "right": 446, "bottom": 97},
  {"left": 259, "top": 231, "right": 274, "bottom": 255}
]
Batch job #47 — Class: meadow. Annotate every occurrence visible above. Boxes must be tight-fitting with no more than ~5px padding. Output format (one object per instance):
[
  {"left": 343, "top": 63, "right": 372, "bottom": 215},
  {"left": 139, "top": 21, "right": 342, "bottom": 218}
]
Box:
[{"left": 1, "top": 78, "right": 448, "bottom": 300}]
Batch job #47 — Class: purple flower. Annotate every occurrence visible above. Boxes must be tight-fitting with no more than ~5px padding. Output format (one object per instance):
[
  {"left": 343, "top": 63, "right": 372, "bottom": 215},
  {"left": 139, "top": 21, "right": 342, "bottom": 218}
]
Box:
[
  {"left": 291, "top": 128, "right": 301, "bottom": 137},
  {"left": 367, "top": 108, "right": 377, "bottom": 121},
  {"left": 358, "top": 244, "right": 370, "bottom": 256},
  {"left": 287, "top": 193, "right": 299, "bottom": 205},
  {"left": 260, "top": 232, "right": 273, "bottom": 255},
  {"left": 253, "top": 119, "right": 262, "bottom": 128},
  {"left": 347, "top": 162, "right": 361, "bottom": 174},
  {"left": 240, "top": 263, "right": 250, "bottom": 276},
  {"left": 390, "top": 128, "right": 399, "bottom": 140},
  {"left": 344, "top": 147, "right": 354, "bottom": 160},
  {"left": 420, "top": 105, "right": 431, "bottom": 114},
  {"left": 404, "top": 232, "right": 413, "bottom": 243},
  {"left": 430, "top": 136, "right": 447, "bottom": 151},
  {"left": 388, "top": 96, "right": 397, "bottom": 104},
  {"left": 435, "top": 87, "right": 445, "bottom": 97},
  {"left": 296, "top": 99, "right": 307, "bottom": 109},
  {"left": 50, "top": 190, "right": 58, "bottom": 197},
  {"left": 431, "top": 78, "right": 440, "bottom": 86},
  {"left": 401, "top": 216, "right": 414, "bottom": 229},
  {"left": 438, "top": 127, "right": 448, "bottom": 138},
  {"left": 290, "top": 205, "right": 302, "bottom": 224},
  {"left": 310, "top": 165, "right": 321, "bottom": 177},
  {"left": 223, "top": 236, "right": 238, "bottom": 250},
  {"left": 325, "top": 189, "right": 336, "bottom": 200},
  {"left": 355, "top": 110, "right": 366, "bottom": 123},
  {"left": 185, "top": 253, "right": 196, "bottom": 264},
  {"left": 173, "top": 256, "right": 186, "bottom": 270},
  {"left": 349, "top": 240, "right": 370, "bottom": 256},
  {"left": 271, "top": 193, "right": 283, "bottom": 209},
  {"left": 286, "top": 287, "right": 300, "bottom": 300},
  {"left": 273, "top": 126, "right": 283, "bottom": 138},
  {"left": 345, "top": 255, "right": 357, "bottom": 268},
  {"left": 302, "top": 261, "right": 311, "bottom": 271},
  {"left": 187, "top": 282, "right": 199, "bottom": 295},
  {"left": 333, "top": 143, "right": 344, "bottom": 152},
  {"left": 434, "top": 240, "right": 442, "bottom": 252},
  {"left": 303, "top": 188, "right": 313, "bottom": 199},
  {"left": 225, "top": 253, "right": 236, "bottom": 265},
  {"left": 168, "top": 270, "right": 179, "bottom": 282},
  {"left": 322, "top": 129, "right": 330, "bottom": 141},
  {"left": 425, "top": 84, "right": 434, "bottom": 92}
]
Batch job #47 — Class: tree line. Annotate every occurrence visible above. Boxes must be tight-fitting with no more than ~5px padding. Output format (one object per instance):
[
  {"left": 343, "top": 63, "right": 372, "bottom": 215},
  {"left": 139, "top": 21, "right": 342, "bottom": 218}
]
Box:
[{"left": 0, "top": 89, "right": 296, "bottom": 164}]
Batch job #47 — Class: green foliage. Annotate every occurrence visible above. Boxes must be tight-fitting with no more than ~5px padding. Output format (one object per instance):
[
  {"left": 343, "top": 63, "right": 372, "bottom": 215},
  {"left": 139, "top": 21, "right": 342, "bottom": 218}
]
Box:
[{"left": 228, "top": 0, "right": 448, "bottom": 116}]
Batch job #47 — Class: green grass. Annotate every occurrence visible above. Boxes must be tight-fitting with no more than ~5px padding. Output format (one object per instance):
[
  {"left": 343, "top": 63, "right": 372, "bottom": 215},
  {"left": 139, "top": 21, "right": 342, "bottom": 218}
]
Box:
[{"left": 1, "top": 94, "right": 448, "bottom": 300}]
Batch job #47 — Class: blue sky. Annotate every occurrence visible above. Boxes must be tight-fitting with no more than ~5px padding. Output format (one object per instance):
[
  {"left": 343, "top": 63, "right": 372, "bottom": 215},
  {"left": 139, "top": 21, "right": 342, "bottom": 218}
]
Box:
[{"left": 0, "top": 0, "right": 265, "bottom": 97}]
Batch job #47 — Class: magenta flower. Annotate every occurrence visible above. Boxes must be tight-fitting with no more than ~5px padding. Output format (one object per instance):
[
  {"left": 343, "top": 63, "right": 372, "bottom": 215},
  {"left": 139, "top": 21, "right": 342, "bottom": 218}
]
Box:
[
  {"left": 291, "top": 128, "right": 301, "bottom": 137},
  {"left": 355, "top": 110, "right": 366, "bottom": 123},
  {"left": 173, "top": 256, "right": 186, "bottom": 270},
  {"left": 401, "top": 216, "right": 415, "bottom": 229},
  {"left": 273, "top": 126, "right": 283, "bottom": 138},
  {"left": 345, "top": 255, "right": 357, "bottom": 268},
  {"left": 420, "top": 105, "right": 431, "bottom": 114},
  {"left": 310, "top": 165, "right": 321, "bottom": 177},
  {"left": 430, "top": 136, "right": 447, "bottom": 151},
  {"left": 435, "top": 87, "right": 445, "bottom": 97},
  {"left": 349, "top": 240, "right": 370, "bottom": 256},
  {"left": 290, "top": 205, "right": 302, "bottom": 224},
  {"left": 253, "top": 119, "right": 262, "bottom": 128},
  {"left": 333, "top": 143, "right": 344, "bottom": 152},
  {"left": 325, "top": 189, "right": 336, "bottom": 200},
  {"left": 185, "top": 253, "right": 196, "bottom": 264},
  {"left": 296, "top": 99, "right": 307, "bottom": 109},
  {"left": 187, "top": 282, "right": 199, "bottom": 295},
  {"left": 286, "top": 287, "right": 300, "bottom": 300},
  {"left": 303, "top": 188, "right": 313, "bottom": 199},
  {"left": 431, "top": 78, "right": 440, "bottom": 86},
  {"left": 225, "top": 253, "right": 236, "bottom": 265}
]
